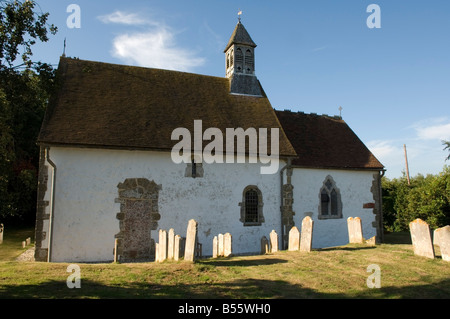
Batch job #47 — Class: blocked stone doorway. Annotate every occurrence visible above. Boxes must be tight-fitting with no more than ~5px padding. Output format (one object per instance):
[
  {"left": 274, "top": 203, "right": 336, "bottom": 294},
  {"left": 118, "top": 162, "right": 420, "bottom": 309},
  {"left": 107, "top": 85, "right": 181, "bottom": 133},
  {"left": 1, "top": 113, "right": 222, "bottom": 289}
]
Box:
[{"left": 114, "top": 178, "right": 161, "bottom": 262}]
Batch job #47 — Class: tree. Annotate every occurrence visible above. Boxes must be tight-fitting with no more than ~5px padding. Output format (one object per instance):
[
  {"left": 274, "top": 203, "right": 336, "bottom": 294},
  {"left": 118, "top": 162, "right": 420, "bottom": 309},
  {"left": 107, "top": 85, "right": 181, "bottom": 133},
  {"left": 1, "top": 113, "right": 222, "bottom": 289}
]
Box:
[
  {"left": 0, "top": 0, "right": 57, "bottom": 69},
  {"left": 382, "top": 167, "right": 450, "bottom": 232},
  {"left": 443, "top": 140, "right": 450, "bottom": 161},
  {"left": 0, "top": 0, "right": 57, "bottom": 225}
]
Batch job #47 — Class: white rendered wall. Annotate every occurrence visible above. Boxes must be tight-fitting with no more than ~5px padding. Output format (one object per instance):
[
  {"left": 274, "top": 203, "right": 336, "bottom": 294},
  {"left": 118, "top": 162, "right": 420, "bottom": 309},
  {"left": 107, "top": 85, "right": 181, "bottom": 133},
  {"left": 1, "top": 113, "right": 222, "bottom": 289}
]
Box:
[
  {"left": 291, "top": 168, "right": 377, "bottom": 249},
  {"left": 47, "top": 147, "right": 285, "bottom": 262}
]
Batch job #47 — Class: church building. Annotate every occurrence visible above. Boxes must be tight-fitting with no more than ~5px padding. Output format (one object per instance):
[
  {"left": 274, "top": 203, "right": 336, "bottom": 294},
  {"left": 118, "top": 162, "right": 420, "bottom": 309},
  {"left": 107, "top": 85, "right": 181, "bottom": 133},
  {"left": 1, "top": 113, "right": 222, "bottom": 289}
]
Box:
[{"left": 34, "top": 20, "right": 384, "bottom": 262}]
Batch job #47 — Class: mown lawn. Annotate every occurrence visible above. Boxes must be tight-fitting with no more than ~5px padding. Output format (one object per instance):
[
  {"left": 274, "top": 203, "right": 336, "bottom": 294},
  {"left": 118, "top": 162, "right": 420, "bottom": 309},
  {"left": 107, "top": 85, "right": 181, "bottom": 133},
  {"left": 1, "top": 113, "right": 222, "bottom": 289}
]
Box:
[{"left": 0, "top": 228, "right": 449, "bottom": 299}]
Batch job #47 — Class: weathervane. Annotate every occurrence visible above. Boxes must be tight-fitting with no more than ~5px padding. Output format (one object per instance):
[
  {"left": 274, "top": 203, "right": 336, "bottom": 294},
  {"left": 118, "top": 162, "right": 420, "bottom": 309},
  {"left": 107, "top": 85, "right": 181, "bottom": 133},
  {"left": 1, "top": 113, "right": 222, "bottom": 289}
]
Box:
[
  {"left": 238, "top": 9, "right": 242, "bottom": 22},
  {"left": 62, "top": 37, "right": 67, "bottom": 57}
]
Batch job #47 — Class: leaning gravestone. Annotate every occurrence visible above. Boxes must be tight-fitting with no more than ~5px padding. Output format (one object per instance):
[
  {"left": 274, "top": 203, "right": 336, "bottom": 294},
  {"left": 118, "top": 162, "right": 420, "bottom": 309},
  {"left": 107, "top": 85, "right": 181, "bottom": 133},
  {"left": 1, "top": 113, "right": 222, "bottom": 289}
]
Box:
[
  {"left": 288, "top": 226, "right": 300, "bottom": 251},
  {"left": 347, "top": 217, "right": 364, "bottom": 244},
  {"left": 184, "top": 219, "right": 198, "bottom": 262},
  {"left": 270, "top": 230, "right": 278, "bottom": 252},
  {"left": 434, "top": 225, "right": 450, "bottom": 262},
  {"left": 300, "top": 216, "right": 314, "bottom": 252},
  {"left": 409, "top": 218, "right": 435, "bottom": 259}
]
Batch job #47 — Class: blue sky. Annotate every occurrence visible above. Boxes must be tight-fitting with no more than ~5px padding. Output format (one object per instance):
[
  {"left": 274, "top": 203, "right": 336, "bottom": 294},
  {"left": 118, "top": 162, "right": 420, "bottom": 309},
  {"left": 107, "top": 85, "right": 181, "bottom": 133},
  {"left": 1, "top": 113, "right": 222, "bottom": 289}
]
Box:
[{"left": 30, "top": 0, "right": 450, "bottom": 178}]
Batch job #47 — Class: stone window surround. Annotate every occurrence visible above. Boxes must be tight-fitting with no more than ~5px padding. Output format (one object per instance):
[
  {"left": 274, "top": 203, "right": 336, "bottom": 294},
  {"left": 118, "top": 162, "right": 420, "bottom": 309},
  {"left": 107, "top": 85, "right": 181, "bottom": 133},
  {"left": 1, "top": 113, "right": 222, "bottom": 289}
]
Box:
[
  {"left": 318, "top": 175, "right": 343, "bottom": 219},
  {"left": 239, "top": 185, "right": 265, "bottom": 226}
]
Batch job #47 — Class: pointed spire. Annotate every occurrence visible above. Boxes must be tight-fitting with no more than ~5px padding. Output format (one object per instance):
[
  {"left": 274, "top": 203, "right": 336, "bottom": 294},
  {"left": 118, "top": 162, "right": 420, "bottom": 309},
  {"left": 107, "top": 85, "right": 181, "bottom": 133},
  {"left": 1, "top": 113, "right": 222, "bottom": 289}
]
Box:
[{"left": 224, "top": 20, "right": 257, "bottom": 53}]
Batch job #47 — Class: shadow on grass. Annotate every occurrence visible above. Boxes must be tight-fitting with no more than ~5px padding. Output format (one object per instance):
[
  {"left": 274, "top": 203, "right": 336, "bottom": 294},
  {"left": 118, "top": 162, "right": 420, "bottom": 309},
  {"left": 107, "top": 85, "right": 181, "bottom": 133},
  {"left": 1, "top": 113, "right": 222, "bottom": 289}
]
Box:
[
  {"left": 1, "top": 276, "right": 450, "bottom": 299},
  {"left": 317, "top": 246, "right": 377, "bottom": 252},
  {"left": 199, "top": 257, "right": 288, "bottom": 267}
]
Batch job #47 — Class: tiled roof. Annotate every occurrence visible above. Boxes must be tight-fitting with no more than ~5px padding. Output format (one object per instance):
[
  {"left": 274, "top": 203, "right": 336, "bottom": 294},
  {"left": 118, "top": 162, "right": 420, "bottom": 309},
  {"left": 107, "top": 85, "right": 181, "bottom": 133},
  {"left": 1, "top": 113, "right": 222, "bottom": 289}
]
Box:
[
  {"left": 38, "top": 57, "right": 297, "bottom": 157},
  {"left": 275, "top": 110, "right": 384, "bottom": 170}
]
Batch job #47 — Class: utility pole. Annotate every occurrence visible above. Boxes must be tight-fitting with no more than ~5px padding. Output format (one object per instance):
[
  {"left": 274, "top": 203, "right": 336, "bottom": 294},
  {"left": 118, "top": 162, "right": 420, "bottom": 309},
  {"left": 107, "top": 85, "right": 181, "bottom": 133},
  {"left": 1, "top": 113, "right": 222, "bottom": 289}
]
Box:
[{"left": 404, "top": 144, "right": 411, "bottom": 185}]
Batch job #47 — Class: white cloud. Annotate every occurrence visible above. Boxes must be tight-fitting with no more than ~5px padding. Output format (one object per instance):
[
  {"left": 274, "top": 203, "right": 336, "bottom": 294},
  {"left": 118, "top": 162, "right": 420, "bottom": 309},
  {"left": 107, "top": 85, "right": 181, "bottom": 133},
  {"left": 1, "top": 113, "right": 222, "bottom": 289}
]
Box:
[
  {"left": 98, "top": 11, "right": 154, "bottom": 26},
  {"left": 416, "top": 122, "right": 450, "bottom": 140},
  {"left": 367, "top": 136, "right": 448, "bottom": 178},
  {"left": 99, "top": 11, "right": 205, "bottom": 72},
  {"left": 111, "top": 30, "right": 205, "bottom": 71},
  {"left": 367, "top": 140, "right": 398, "bottom": 160}
]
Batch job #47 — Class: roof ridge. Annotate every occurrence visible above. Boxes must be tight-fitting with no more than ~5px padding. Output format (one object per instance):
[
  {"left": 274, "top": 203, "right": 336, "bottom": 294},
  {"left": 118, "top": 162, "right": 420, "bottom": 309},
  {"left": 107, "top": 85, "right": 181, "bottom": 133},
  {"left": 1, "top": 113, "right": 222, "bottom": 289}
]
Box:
[
  {"left": 274, "top": 108, "right": 343, "bottom": 120},
  {"left": 59, "top": 56, "right": 227, "bottom": 82}
]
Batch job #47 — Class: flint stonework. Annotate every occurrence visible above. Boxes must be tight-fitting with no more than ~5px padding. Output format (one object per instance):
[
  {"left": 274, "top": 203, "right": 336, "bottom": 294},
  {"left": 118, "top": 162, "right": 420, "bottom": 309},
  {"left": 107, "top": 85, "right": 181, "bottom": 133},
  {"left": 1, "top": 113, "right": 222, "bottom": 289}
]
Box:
[
  {"left": 288, "top": 226, "right": 300, "bottom": 251},
  {"left": 300, "top": 216, "right": 314, "bottom": 252},
  {"left": 184, "top": 219, "right": 198, "bottom": 262},
  {"left": 433, "top": 225, "right": 450, "bottom": 262},
  {"left": 409, "top": 218, "right": 435, "bottom": 259},
  {"left": 115, "top": 178, "right": 161, "bottom": 262}
]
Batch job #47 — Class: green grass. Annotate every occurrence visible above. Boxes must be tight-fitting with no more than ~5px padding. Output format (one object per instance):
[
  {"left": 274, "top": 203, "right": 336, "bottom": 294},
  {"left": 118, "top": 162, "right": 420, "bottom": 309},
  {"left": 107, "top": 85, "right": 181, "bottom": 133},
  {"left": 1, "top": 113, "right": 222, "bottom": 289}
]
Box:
[
  {"left": 0, "top": 228, "right": 449, "bottom": 299},
  {"left": 0, "top": 227, "right": 34, "bottom": 261}
]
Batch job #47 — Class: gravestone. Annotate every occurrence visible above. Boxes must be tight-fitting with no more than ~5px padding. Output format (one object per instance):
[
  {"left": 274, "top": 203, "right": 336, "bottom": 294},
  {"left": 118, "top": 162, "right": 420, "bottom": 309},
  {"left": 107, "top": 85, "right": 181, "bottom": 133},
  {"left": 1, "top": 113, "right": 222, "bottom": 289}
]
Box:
[
  {"left": 261, "top": 236, "right": 269, "bottom": 254},
  {"left": 365, "top": 236, "right": 376, "bottom": 246},
  {"left": 224, "top": 233, "right": 232, "bottom": 257},
  {"left": 155, "top": 243, "right": 159, "bottom": 262},
  {"left": 158, "top": 229, "right": 168, "bottom": 262},
  {"left": 212, "top": 236, "right": 218, "bottom": 258},
  {"left": 409, "top": 218, "right": 435, "bottom": 259},
  {"left": 347, "top": 217, "right": 364, "bottom": 244},
  {"left": 288, "top": 226, "right": 300, "bottom": 251},
  {"left": 300, "top": 216, "right": 314, "bottom": 252},
  {"left": 218, "top": 234, "right": 224, "bottom": 257},
  {"left": 174, "top": 235, "right": 185, "bottom": 261},
  {"left": 184, "top": 219, "right": 198, "bottom": 262},
  {"left": 270, "top": 230, "right": 278, "bottom": 252},
  {"left": 114, "top": 238, "right": 119, "bottom": 263},
  {"left": 167, "top": 228, "right": 175, "bottom": 260},
  {"left": 433, "top": 225, "right": 450, "bottom": 262}
]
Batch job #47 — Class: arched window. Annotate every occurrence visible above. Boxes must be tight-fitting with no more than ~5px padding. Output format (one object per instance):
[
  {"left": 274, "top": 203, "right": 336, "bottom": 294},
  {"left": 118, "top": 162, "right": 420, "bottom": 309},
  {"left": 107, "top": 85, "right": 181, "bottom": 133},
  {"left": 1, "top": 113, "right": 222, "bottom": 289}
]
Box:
[
  {"left": 239, "top": 186, "right": 264, "bottom": 226},
  {"left": 319, "top": 176, "right": 342, "bottom": 219}
]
